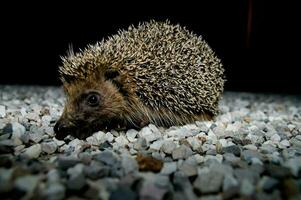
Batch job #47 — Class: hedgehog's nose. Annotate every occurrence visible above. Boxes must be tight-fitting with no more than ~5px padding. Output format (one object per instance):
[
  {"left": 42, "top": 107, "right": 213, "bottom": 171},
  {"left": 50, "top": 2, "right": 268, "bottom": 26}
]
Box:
[{"left": 54, "top": 121, "right": 70, "bottom": 140}]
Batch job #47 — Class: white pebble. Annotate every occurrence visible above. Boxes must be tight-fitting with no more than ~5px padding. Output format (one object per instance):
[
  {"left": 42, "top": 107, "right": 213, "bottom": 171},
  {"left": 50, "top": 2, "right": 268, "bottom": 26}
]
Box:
[
  {"left": 161, "top": 140, "right": 177, "bottom": 154},
  {"left": 41, "top": 115, "right": 52, "bottom": 123},
  {"left": 0, "top": 105, "right": 6, "bottom": 118},
  {"left": 41, "top": 142, "right": 58, "bottom": 154},
  {"left": 225, "top": 122, "right": 241, "bottom": 132},
  {"left": 14, "top": 145, "right": 26, "bottom": 153},
  {"left": 250, "top": 110, "right": 266, "bottom": 121},
  {"left": 115, "top": 135, "right": 129, "bottom": 147},
  {"left": 94, "top": 131, "right": 105, "bottom": 140},
  {"left": 129, "top": 148, "right": 137, "bottom": 155},
  {"left": 280, "top": 139, "right": 290, "bottom": 147},
  {"left": 20, "top": 107, "right": 27, "bottom": 116},
  {"left": 207, "top": 130, "right": 217, "bottom": 144},
  {"left": 69, "top": 139, "right": 86, "bottom": 153},
  {"left": 139, "top": 126, "right": 161, "bottom": 143},
  {"left": 219, "top": 113, "right": 233, "bottom": 123},
  {"left": 12, "top": 137, "right": 23, "bottom": 146},
  {"left": 29, "top": 133, "right": 43, "bottom": 143},
  {"left": 86, "top": 131, "right": 106, "bottom": 146},
  {"left": 251, "top": 157, "right": 263, "bottom": 165},
  {"left": 26, "top": 112, "right": 40, "bottom": 122},
  {"left": 160, "top": 162, "right": 177, "bottom": 175},
  {"left": 284, "top": 158, "right": 301, "bottom": 176},
  {"left": 270, "top": 134, "right": 281, "bottom": 143},
  {"left": 204, "top": 155, "right": 223, "bottom": 163},
  {"left": 194, "top": 154, "right": 205, "bottom": 164},
  {"left": 149, "top": 140, "right": 164, "bottom": 151},
  {"left": 105, "top": 132, "right": 114, "bottom": 142},
  {"left": 218, "top": 139, "right": 228, "bottom": 147},
  {"left": 53, "top": 138, "right": 65, "bottom": 146},
  {"left": 148, "top": 124, "right": 161, "bottom": 134},
  {"left": 86, "top": 136, "right": 97, "bottom": 146},
  {"left": 288, "top": 124, "right": 296, "bottom": 131},
  {"left": 172, "top": 145, "right": 193, "bottom": 160},
  {"left": 187, "top": 137, "right": 202, "bottom": 152},
  {"left": 212, "top": 123, "right": 226, "bottom": 136},
  {"left": 32, "top": 104, "right": 42, "bottom": 114},
  {"left": 11, "top": 122, "right": 26, "bottom": 139},
  {"left": 139, "top": 127, "right": 152, "bottom": 137},
  {"left": 126, "top": 129, "right": 138, "bottom": 142},
  {"left": 24, "top": 144, "right": 41, "bottom": 158},
  {"left": 44, "top": 127, "right": 55, "bottom": 137},
  {"left": 166, "top": 127, "right": 192, "bottom": 139},
  {"left": 243, "top": 144, "right": 258, "bottom": 151}
]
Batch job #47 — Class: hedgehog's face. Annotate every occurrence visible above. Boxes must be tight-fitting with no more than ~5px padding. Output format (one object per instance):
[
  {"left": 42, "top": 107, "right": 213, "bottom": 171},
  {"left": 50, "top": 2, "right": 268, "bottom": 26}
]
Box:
[{"left": 54, "top": 75, "right": 126, "bottom": 140}]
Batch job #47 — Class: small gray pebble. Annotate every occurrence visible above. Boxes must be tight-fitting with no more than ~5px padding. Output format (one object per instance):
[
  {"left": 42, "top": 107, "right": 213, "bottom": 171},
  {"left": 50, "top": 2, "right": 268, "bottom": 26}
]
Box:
[
  {"left": 223, "top": 145, "right": 241, "bottom": 157},
  {"left": 84, "top": 161, "right": 110, "bottom": 179},
  {"left": 172, "top": 145, "right": 193, "bottom": 160},
  {"left": 194, "top": 170, "right": 224, "bottom": 194},
  {"left": 41, "top": 141, "right": 58, "bottom": 154},
  {"left": 57, "top": 156, "right": 80, "bottom": 170},
  {"left": 241, "top": 150, "right": 263, "bottom": 163},
  {"left": 43, "top": 183, "right": 65, "bottom": 200},
  {"left": 258, "top": 176, "right": 279, "bottom": 191},
  {"left": 15, "top": 175, "right": 39, "bottom": 192},
  {"left": 161, "top": 140, "right": 176, "bottom": 154}
]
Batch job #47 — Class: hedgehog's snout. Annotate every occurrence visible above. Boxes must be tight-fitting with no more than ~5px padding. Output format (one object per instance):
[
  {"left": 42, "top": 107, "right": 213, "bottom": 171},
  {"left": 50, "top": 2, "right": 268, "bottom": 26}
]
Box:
[{"left": 54, "top": 119, "right": 73, "bottom": 140}]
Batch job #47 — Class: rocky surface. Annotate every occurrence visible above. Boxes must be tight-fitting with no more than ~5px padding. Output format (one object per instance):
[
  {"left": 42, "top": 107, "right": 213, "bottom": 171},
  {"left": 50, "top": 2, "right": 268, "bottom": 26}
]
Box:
[{"left": 0, "top": 85, "right": 301, "bottom": 200}]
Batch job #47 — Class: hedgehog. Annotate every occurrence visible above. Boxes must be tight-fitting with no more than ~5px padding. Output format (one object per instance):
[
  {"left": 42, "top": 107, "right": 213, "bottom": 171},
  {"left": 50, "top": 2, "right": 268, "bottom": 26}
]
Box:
[{"left": 54, "top": 20, "right": 225, "bottom": 139}]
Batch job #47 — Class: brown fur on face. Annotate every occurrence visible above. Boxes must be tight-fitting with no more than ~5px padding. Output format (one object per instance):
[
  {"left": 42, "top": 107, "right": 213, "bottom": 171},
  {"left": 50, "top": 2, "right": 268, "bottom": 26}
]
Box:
[{"left": 54, "top": 68, "right": 132, "bottom": 139}]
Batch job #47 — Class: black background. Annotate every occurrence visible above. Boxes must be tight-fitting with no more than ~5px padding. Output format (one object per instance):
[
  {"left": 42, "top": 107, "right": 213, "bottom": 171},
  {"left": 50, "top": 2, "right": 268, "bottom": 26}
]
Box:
[{"left": 1, "top": 1, "right": 300, "bottom": 93}]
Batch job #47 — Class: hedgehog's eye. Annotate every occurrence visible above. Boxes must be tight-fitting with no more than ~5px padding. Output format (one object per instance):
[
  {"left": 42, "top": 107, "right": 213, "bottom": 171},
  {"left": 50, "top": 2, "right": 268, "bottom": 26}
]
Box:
[{"left": 86, "top": 93, "right": 100, "bottom": 107}]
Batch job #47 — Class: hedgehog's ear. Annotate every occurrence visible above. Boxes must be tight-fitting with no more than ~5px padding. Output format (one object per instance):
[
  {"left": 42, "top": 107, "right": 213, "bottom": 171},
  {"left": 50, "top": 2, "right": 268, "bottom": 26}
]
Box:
[
  {"left": 104, "top": 69, "right": 129, "bottom": 96},
  {"left": 104, "top": 69, "right": 122, "bottom": 88},
  {"left": 104, "top": 69, "right": 120, "bottom": 80}
]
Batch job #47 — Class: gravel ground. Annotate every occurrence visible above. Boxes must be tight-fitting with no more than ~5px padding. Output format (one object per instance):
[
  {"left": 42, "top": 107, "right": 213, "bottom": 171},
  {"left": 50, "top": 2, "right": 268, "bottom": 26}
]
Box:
[{"left": 0, "top": 85, "right": 301, "bottom": 200}]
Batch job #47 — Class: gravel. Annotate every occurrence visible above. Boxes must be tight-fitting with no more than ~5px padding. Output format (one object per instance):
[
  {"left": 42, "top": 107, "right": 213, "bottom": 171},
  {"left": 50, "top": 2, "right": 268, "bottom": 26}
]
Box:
[{"left": 0, "top": 85, "right": 301, "bottom": 199}]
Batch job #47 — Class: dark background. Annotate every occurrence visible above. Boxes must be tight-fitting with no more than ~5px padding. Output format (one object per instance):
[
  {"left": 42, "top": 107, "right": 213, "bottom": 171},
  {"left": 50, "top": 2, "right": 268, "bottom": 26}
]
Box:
[{"left": 1, "top": 1, "right": 300, "bottom": 93}]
